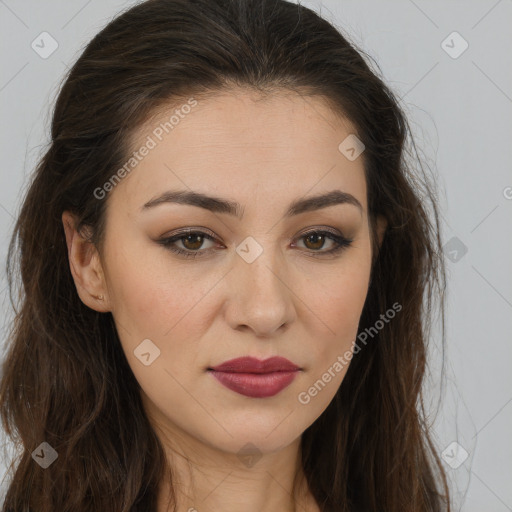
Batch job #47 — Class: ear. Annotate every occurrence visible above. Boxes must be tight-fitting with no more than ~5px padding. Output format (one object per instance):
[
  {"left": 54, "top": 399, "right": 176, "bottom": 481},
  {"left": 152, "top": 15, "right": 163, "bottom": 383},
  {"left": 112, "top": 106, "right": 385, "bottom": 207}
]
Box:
[
  {"left": 375, "top": 214, "right": 387, "bottom": 248},
  {"left": 62, "top": 211, "right": 110, "bottom": 313}
]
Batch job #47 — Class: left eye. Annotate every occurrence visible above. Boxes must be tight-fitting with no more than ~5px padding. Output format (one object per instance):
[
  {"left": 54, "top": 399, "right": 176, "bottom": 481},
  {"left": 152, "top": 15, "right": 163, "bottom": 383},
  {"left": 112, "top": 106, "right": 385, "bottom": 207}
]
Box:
[
  {"left": 158, "top": 228, "right": 353, "bottom": 259},
  {"left": 294, "top": 231, "right": 341, "bottom": 251}
]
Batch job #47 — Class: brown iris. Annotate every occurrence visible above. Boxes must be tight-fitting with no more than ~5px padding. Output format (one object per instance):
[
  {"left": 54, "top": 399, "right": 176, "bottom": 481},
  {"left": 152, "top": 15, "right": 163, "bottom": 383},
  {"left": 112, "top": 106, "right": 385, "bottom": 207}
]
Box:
[
  {"left": 303, "top": 232, "right": 326, "bottom": 250},
  {"left": 181, "top": 234, "right": 205, "bottom": 250}
]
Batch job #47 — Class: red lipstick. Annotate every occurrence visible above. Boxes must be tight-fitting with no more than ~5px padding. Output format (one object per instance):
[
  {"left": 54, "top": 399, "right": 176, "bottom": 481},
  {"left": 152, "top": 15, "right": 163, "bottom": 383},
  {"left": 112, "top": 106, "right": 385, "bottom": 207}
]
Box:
[{"left": 208, "top": 356, "right": 301, "bottom": 398}]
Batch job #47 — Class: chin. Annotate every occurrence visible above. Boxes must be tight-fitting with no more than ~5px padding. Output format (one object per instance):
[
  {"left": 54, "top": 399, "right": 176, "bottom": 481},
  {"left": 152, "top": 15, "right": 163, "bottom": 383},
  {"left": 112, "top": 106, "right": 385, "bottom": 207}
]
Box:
[{"left": 195, "top": 412, "right": 307, "bottom": 457}]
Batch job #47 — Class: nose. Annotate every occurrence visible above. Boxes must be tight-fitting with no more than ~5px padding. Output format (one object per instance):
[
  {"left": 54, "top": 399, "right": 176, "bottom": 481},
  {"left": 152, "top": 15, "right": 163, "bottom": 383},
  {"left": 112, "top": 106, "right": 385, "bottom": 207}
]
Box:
[{"left": 223, "top": 244, "right": 297, "bottom": 338}]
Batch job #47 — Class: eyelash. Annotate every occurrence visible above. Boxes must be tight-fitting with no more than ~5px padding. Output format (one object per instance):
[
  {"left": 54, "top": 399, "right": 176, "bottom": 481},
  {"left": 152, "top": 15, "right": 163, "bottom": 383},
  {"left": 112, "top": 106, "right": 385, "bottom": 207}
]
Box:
[{"left": 158, "top": 228, "right": 353, "bottom": 259}]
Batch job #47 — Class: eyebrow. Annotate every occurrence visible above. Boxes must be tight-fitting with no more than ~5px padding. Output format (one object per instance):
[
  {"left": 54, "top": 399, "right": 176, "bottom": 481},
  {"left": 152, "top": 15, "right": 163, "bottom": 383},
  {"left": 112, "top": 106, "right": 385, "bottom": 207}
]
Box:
[{"left": 141, "top": 189, "right": 363, "bottom": 218}]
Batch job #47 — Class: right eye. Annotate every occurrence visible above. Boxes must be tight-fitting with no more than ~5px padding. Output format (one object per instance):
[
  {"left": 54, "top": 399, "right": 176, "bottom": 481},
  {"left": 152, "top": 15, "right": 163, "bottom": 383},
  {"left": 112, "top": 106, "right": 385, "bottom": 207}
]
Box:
[{"left": 158, "top": 228, "right": 220, "bottom": 259}]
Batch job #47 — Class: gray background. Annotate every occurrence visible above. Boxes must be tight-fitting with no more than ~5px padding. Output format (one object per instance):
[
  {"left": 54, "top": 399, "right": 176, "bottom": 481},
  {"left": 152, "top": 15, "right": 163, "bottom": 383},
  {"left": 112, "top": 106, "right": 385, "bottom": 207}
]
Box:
[{"left": 1, "top": 0, "right": 511, "bottom": 510}]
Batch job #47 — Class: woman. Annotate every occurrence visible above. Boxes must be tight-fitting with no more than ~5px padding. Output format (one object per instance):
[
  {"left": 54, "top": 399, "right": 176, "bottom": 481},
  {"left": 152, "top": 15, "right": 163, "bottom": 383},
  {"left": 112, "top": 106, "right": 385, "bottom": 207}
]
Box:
[{"left": 0, "top": 0, "right": 450, "bottom": 510}]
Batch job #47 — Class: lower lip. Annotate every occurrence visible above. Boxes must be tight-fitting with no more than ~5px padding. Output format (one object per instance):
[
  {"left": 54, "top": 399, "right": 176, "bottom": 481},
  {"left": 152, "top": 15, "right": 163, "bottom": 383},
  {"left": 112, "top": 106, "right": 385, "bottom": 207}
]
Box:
[{"left": 208, "top": 370, "right": 299, "bottom": 398}]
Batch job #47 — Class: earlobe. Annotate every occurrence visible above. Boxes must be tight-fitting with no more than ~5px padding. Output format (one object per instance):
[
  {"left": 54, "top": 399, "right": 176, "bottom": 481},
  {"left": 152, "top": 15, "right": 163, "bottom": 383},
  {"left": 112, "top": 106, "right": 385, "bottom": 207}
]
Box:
[{"left": 61, "top": 211, "right": 110, "bottom": 312}]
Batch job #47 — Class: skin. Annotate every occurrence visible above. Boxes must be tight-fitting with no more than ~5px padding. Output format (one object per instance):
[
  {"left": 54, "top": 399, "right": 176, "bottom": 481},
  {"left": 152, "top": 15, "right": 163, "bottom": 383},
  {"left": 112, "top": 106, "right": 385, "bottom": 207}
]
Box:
[{"left": 62, "top": 88, "right": 387, "bottom": 512}]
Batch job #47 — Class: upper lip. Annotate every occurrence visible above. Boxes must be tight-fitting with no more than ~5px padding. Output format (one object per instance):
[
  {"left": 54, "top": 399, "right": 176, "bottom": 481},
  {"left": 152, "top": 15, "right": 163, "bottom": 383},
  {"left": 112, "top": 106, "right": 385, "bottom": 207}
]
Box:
[{"left": 208, "top": 356, "right": 301, "bottom": 373}]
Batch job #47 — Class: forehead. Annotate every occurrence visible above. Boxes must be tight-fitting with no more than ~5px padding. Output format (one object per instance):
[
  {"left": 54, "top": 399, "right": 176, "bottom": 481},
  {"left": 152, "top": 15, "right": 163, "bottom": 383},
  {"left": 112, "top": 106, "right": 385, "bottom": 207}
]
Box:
[{"left": 109, "top": 88, "right": 367, "bottom": 216}]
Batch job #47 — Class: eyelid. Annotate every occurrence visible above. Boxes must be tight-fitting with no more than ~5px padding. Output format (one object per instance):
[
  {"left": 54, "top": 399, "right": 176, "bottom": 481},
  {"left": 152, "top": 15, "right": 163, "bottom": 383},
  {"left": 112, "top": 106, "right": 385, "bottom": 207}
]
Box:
[
  {"left": 160, "top": 226, "right": 218, "bottom": 239},
  {"left": 294, "top": 225, "right": 345, "bottom": 238}
]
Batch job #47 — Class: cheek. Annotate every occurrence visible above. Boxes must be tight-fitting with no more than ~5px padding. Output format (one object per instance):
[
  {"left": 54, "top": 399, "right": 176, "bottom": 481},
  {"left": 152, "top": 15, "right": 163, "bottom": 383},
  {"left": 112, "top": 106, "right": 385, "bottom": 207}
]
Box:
[
  {"left": 105, "top": 239, "right": 221, "bottom": 352},
  {"left": 320, "top": 275, "right": 369, "bottom": 335},
  {"left": 292, "top": 266, "right": 370, "bottom": 414},
  {"left": 297, "top": 251, "right": 372, "bottom": 363}
]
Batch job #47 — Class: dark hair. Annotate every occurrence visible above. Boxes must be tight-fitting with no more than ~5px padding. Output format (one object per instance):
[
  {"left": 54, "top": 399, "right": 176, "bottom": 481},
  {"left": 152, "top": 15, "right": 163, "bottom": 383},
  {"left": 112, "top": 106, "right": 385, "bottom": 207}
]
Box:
[{"left": 1, "top": 0, "right": 450, "bottom": 510}]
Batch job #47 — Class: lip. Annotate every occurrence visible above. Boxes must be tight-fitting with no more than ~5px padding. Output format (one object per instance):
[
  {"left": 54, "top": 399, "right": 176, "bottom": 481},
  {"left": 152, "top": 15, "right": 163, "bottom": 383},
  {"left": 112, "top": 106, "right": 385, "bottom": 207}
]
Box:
[{"left": 208, "top": 356, "right": 301, "bottom": 398}]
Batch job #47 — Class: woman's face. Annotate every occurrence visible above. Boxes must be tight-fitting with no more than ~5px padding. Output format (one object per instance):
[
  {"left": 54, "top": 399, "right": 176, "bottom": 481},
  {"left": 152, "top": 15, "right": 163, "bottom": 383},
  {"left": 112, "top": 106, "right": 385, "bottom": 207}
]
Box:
[{"left": 76, "top": 89, "right": 385, "bottom": 457}]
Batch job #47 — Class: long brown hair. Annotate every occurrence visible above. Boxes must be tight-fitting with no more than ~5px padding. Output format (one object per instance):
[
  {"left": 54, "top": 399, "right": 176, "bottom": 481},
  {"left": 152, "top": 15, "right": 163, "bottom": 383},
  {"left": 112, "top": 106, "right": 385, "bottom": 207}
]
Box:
[{"left": 0, "top": 0, "right": 450, "bottom": 510}]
